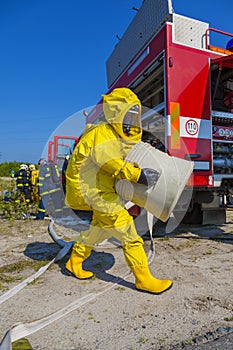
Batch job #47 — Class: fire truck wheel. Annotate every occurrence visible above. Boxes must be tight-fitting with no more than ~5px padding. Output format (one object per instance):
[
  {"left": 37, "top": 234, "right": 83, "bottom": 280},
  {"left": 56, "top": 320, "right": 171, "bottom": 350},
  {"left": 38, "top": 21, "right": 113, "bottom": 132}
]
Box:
[{"left": 181, "top": 203, "right": 203, "bottom": 225}]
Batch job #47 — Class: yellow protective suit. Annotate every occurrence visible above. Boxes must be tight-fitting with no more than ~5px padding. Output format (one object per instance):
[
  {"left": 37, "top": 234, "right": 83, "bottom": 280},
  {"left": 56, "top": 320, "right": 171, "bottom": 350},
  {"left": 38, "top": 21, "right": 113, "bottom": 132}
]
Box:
[
  {"left": 65, "top": 87, "right": 172, "bottom": 294},
  {"left": 65, "top": 87, "right": 142, "bottom": 245}
]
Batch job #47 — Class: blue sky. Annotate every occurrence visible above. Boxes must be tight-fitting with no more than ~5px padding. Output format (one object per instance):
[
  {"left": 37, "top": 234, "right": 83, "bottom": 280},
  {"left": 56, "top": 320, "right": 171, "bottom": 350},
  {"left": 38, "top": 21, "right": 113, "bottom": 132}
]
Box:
[{"left": 0, "top": 0, "right": 232, "bottom": 164}]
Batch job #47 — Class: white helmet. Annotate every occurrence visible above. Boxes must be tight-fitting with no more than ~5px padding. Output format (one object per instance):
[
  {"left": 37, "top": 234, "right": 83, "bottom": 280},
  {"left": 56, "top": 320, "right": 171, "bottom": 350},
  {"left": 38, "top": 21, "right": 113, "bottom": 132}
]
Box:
[{"left": 20, "top": 164, "right": 28, "bottom": 170}]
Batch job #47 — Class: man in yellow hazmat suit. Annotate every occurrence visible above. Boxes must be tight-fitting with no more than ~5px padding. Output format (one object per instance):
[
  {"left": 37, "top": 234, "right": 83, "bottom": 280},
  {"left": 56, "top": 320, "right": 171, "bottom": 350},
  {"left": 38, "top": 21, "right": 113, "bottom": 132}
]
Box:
[{"left": 65, "top": 87, "right": 172, "bottom": 294}]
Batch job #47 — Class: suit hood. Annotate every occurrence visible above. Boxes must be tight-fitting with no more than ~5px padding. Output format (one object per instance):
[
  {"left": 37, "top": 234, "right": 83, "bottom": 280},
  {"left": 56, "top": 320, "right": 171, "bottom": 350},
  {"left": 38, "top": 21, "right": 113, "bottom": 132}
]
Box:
[{"left": 102, "top": 87, "right": 142, "bottom": 142}]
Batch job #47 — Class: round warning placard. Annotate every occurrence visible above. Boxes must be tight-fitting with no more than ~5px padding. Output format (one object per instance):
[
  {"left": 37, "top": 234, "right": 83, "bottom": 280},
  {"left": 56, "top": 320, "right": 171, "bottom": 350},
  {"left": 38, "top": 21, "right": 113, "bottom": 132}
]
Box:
[{"left": 185, "top": 119, "right": 198, "bottom": 135}]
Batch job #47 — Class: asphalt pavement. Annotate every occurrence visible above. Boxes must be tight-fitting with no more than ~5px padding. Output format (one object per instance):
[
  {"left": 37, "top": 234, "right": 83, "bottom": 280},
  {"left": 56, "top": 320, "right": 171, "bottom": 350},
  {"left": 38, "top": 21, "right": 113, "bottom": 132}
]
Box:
[{"left": 172, "top": 328, "right": 233, "bottom": 350}]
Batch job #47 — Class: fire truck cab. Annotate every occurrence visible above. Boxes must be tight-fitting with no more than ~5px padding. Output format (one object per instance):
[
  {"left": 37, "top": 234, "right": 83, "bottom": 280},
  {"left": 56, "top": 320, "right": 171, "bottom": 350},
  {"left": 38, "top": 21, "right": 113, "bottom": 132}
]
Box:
[
  {"left": 86, "top": 0, "right": 233, "bottom": 224},
  {"left": 48, "top": 135, "right": 78, "bottom": 173}
]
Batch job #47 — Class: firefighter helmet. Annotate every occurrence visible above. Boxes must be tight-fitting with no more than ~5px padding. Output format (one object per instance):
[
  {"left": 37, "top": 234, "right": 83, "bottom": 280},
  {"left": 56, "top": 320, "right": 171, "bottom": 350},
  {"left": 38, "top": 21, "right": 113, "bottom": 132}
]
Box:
[{"left": 20, "top": 164, "right": 28, "bottom": 170}]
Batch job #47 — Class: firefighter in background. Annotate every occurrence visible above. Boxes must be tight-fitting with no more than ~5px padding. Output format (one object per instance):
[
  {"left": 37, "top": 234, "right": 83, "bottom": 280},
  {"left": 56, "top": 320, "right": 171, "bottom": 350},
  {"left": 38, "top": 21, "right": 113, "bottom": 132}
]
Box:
[
  {"left": 61, "top": 154, "right": 70, "bottom": 194},
  {"left": 62, "top": 140, "right": 79, "bottom": 194},
  {"left": 13, "top": 164, "right": 31, "bottom": 204},
  {"left": 65, "top": 87, "right": 172, "bottom": 294},
  {"left": 60, "top": 154, "right": 72, "bottom": 217},
  {"left": 28, "top": 164, "right": 39, "bottom": 204},
  {"left": 35, "top": 158, "right": 63, "bottom": 220}
]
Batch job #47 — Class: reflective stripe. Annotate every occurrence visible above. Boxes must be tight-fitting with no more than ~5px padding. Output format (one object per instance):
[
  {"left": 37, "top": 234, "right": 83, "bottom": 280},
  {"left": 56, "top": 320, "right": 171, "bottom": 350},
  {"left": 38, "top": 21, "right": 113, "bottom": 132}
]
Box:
[
  {"left": 41, "top": 188, "right": 60, "bottom": 195},
  {"left": 50, "top": 188, "right": 60, "bottom": 193},
  {"left": 194, "top": 161, "right": 210, "bottom": 171},
  {"left": 38, "top": 208, "right": 46, "bottom": 213}
]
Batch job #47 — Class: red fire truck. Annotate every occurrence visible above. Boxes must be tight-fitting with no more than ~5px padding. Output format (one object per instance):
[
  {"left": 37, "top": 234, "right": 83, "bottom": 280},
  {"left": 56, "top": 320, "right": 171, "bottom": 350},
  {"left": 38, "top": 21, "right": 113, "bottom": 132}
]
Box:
[
  {"left": 86, "top": 0, "right": 233, "bottom": 224},
  {"left": 48, "top": 135, "right": 78, "bottom": 172}
]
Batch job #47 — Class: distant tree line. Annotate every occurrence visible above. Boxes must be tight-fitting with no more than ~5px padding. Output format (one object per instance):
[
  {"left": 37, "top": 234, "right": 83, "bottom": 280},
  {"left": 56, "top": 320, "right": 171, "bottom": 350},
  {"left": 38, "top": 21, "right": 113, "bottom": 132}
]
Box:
[{"left": 0, "top": 161, "right": 38, "bottom": 177}]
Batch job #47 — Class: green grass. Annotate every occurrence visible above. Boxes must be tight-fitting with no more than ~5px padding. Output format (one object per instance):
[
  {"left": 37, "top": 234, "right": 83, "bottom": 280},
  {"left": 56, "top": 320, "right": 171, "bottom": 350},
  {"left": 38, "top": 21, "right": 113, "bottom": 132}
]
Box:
[
  {"left": 0, "top": 177, "right": 38, "bottom": 220},
  {"left": 0, "top": 259, "right": 50, "bottom": 290},
  {"left": 0, "top": 259, "right": 50, "bottom": 274}
]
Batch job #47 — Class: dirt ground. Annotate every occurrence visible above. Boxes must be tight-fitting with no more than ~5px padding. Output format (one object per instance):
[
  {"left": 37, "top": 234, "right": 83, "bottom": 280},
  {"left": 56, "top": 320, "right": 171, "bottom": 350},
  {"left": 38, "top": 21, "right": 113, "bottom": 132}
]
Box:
[{"left": 0, "top": 211, "right": 233, "bottom": 350}]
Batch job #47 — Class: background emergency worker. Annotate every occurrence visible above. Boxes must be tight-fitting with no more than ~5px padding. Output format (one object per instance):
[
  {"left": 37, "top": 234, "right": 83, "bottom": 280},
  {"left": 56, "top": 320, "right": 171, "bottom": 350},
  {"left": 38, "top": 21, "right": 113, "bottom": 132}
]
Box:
[
  {"left": 65, "top": 87, "right": 172, "bottom": 294},
  {"left": 35, "top": 159, "right": 63, "bottom": 220},
  {"left": 61, "top": 154, "right": 70, "bottom": 194},
  {"left": 13, "top": 164, "right": 31, "bottom": 204},
  {"left": 28, "top": 164, "right": 39, "bottom": 204}
]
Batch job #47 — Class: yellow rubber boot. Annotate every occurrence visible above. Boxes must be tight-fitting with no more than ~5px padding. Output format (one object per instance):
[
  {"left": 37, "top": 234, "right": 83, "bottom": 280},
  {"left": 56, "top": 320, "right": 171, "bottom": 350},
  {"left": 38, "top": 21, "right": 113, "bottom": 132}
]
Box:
[
  {"left": 130, "top": 266, "right": 172, "bottom": 294},
  {"left": 66, "top": 244, "right": 93, "bottom": 279},
  {"left": 123, "top": 243, "right": 172, "bottom": 294}
]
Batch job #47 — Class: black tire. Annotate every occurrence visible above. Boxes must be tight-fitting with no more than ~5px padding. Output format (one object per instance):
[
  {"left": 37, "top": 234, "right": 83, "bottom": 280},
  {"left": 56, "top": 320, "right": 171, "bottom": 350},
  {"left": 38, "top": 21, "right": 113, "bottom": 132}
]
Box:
[
  {"left": 174, "top": 203, "right": 203, "bottom": 225},
  {"left": 180, "top": 203, "right": 203, "bottom": 225}
]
